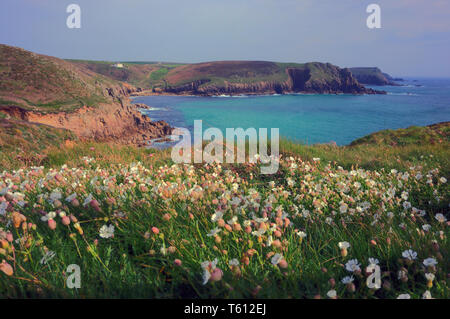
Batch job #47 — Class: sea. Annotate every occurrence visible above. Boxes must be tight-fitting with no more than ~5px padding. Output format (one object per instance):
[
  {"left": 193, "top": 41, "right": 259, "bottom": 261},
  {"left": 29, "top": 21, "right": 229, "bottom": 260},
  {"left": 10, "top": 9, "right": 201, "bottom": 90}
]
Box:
[{"left": 132, "top": 77, "right": 450, "bottom": 148}]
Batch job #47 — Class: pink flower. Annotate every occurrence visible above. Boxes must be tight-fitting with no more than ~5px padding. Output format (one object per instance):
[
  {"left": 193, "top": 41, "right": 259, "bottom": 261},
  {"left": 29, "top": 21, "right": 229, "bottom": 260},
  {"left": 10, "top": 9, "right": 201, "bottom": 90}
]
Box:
[
  {"left": 61, "top": 216, "right": 71, "bottom": 226},
  {"left": 151, "top": 227, "right": 160, "bottom": 235},
  {"left": 48, "top": 219, "right": 57, "bottom": 230},
  {"left": 210, "top": 268, "right": 223, "bottom": 282},
  {"left": 174, "top": 259, "right": 182, "bottom": 266}
]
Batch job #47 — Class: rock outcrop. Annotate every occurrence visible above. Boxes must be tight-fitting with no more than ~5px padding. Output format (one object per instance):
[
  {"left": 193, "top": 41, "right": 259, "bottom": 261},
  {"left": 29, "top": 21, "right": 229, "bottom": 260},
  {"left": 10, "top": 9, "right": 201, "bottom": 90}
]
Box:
[
  {"left": 0, "top": 101, "right": 172, "bottom": 147},
  {"left": 349, "top": 67, "right": 400, "bottom": 86}
]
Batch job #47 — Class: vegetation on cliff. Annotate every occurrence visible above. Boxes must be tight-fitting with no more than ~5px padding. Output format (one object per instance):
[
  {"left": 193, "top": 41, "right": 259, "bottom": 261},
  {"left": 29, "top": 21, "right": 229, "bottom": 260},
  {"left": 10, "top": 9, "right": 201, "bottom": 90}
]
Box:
[{"left": 0, "top": 45, "right": 135, "bottom": 113}]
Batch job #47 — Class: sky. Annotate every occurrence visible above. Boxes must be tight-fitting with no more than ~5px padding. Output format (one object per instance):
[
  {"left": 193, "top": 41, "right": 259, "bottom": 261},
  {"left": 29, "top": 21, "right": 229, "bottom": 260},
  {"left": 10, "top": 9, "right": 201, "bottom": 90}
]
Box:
[{"left": 0, "top": 0, "right": 449, "bottom": 77}]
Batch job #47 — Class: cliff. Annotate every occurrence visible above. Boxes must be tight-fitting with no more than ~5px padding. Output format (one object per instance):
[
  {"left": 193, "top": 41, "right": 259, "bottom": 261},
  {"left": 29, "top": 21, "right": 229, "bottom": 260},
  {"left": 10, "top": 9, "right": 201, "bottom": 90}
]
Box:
[
  {"left": 158, "top": 61, "right": 383, "bottom": 95},
  {"left": 72, "top": 60, "right": 385, "bottom": 96},
  {"left": 349, "top": 67, "right": 401, "bottom": 86},
  {"left": 0, "top": 44, "right": 172, "bottom": 146}
]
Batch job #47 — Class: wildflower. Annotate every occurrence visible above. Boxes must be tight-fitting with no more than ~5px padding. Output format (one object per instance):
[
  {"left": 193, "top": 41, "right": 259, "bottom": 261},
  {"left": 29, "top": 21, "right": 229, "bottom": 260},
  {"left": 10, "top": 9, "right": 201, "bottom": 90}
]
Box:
[
  {"left": 229, "top": 259, "right": 240, "bottom": 267},
  {"left": 207, "top": 228, "right": 221, "bottom": 237},
  {"left": 338, "top": 241, "right": 350, "bottom": 257},
  {"left": 174, "top": 259, "right": 182, "bottom": 266},
  {"left": 201, "top": 258, "right": 222, "bottom": 285},
  {"left": 422, "top": 291, "right": 433, "bottom": 299},
  {"left": 151, "top": 227, "right": 159, "bottom": 235},
  {"left": 425, "top": 273, "right": 435, "bottom": 288},
  {"left": 296, "top": 230, "right": 307, "bottom": 242},
  {"left": 397, "top": 294, "right": 411, "bottom": 299},
  {"left": 83, "top": 194, "right": 94, "bottom": 207},
  {"left": 211, "top": 211, "right": 223, "bottom": 222},
  {"left": 402, "top": 249, "right": 417, "bottom": 261},
  {"left": 0, "top": 260, "right": 13, "bottom": 276},
  {"left": 341, "top": 276, "right": 354, "bottom": 284},
  {"left": 423, "top": 258, "right": 438, "bottom": 267},
  {"left": 99, "top": 224, "right": 115, "bottom": 239},
  {"left": 422, "top": 224, "right": 431, "bottom": 232},
  {"left": 439, "top": 177, "right": 447, "bottom": 183},
  {"left": 345, "top": 259, "right": 361, "bottom": 273},
  {"left": 271, "top": 253, "right": 283, "bottom": 266},
  {"left": 61, "top": 215, "right": 71, "bottom": 226},
  {"left": 326, "top": 290, "right": 337, "bottom": 299},
  {"left": 48, "top": 219, "right": 56, "bottom": 230},
  {"left": 434, "top": 213, "right": 447, "bottom": 223}
]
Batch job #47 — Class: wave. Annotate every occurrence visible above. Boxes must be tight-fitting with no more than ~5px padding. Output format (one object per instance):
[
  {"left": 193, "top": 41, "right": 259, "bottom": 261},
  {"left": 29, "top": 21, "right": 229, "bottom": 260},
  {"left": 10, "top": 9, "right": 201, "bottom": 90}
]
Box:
[
  {"left": 387, "top": 92, "right": 419, "bottom": 96},
  {"left": 142, "top": 107, "right": 169, "bottom": 111}
]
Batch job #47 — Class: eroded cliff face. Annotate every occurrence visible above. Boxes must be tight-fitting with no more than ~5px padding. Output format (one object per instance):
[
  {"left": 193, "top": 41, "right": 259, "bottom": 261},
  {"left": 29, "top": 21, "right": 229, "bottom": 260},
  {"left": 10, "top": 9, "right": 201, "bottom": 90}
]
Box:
[
  {"left": 0, "top": 100, "right": 172, "bottom": 147},
  {"left": 161, "top": 64, "right": 384, "bottom": 96}
]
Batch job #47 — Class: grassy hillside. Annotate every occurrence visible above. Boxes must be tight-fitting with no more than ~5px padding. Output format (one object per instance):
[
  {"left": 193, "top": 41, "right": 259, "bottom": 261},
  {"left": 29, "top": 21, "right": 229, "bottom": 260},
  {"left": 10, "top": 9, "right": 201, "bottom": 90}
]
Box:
[
  {"left": 0, "top": 114, "right": 76, "bottom": 167},
  {"left": 0, "top": 45, "right": 126, "bottom": 113},
  {"left": 351, "top": 122, "right": 450, "bottom": 146},
  {"left": 69, "top": 60, "right": 185, "bottom": 89}
]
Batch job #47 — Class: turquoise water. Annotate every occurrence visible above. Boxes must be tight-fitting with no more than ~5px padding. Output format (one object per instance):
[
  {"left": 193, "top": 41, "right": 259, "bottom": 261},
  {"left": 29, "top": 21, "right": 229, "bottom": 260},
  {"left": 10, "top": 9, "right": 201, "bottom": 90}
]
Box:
[{"left": 133, "top": 78, "right": 450, "bottom": 146}]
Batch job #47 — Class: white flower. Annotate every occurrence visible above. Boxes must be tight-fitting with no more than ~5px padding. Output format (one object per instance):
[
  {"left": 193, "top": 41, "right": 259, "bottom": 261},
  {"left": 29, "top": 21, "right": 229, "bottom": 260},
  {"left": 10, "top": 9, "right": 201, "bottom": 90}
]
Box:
[
  {"left": 65, "top": 193, "right": 77, "bottom": 202},
  {"left": 403, "top": 201, "right": 411, "bottom": 210},
  {"left": 423, "top": 258, "right": 438, "bottom": 267},
  {"left": 211, "top": 211, "right": 223, "bottom": 222},
  {"left": 341, "top": 276, "right": 354, "bottom": 284},
  {"left": 397, "top": 294, "right": 411, "bottom": 299},
  {"left": 422, "top": 290, "right": 433, "bottom": 299},
  {"left": 326, "top": 290, "right": 337, "bottom": 298},
  {"left": 402, "top": 249, "right": 417, "bottom": 260},
  {"left": 41, "top": 211, "right": 57, "bottom": 222},
  {"left": 49, "top": 191, "right": 62, "bottom": 202},
  {"left": 313, "top": 158, "right": 320, "bottom": 162},
  {"left": 424, "top": 273, "right": 435, "bottom": 281},
  {"left": 229, "top": 259, "right": 239, "bottom": 267},
  {"left": 99, "top": 224, "right": 115, "bottom": 239},
  {"left": 338, "top": 241, "right": 350, "bottom": 249},
  {"left": 271, "top": 253, "right": 283, "bottom": 266},
  {"left": 0, "top": 202, "right": 8, "bottom": 216},
  {"left": 422, "top": 224, "right": 432, "bottom": 232},
  {"left": 339, "top": 203, "right": 348, "bottom": 214},
  {"left": 207, "top": 228, "right": 221, "bottom": 237},
  {"left": 401, "top": 191, "right": 409, "bottom": 200},
  {"left": 345, "top": 259, "right": 361, "bottom": 272},
  {"left": 439, "top": 177, "right": 447, "bottom": 183},
  {"left": 202, "top": 270, "right": 211, "bottom": 285},
  {"left": 296, "top": 231, "right": 307, "bottom": 238},
  {"left": 201, "top": 258, "right": 218, "bottom": 285},
  {"left": 434, "top": 213, "right": 447, "bottom": 223},
  {"left": 83, "top": 194, "right": 93, "bottom": 206},
  {"left": 252, "top": 228, "right": 266, "bottom": 237}
]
